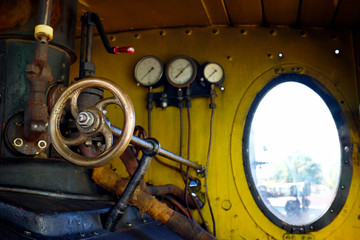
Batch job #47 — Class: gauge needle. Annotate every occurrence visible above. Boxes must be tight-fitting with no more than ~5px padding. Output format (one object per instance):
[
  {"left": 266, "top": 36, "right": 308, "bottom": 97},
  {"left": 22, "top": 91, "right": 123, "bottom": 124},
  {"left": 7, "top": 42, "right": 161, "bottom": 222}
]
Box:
[
  {"left": 141, "top": 67, "right": 154, "bottom": 80},
  {"left": 175, "top": 64, "right": 190, "bottom": 78},
  {"left": 208, "top": 69, "right": 218, "bottom": 79}
]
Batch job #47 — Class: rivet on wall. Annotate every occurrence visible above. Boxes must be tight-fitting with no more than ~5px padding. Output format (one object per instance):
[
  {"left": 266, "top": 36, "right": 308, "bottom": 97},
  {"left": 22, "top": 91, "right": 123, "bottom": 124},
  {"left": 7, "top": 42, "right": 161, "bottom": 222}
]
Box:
[
  {"left": 185, "top": 29, "right": 192, "bottom": 36},
  {"left": 270, "top": 29, "right": 277, "bottom": 36},
  {"left": 221, "top": 199, "right": 232, "bottom": 211},
  {"left": 212, "top": 29, "right": 219, "bottom": 35},
  {"left": 109, "top": 35, "right": 116, "bottom": 41},
  {"left": 300, "top": 31, "right": 307, "bottom": 37},
  {"left": 240, "top": 29, "right": 247, "bottom": 35}
]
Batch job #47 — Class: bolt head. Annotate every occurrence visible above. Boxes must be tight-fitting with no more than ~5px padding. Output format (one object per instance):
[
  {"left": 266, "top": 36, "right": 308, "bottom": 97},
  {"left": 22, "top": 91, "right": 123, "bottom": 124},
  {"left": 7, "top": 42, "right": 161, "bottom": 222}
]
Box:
[
  {"left": 78, "top": 113, "right": 88, "bottom": 123},
  {"left": 13, "top": 138, "right": 23, "bottom": 148},
  {"left": 77, "top": 112, "right": 95, "bottom": 127},
  {"left": 38, "top": 140, "right": 47, "bottom": 149}
]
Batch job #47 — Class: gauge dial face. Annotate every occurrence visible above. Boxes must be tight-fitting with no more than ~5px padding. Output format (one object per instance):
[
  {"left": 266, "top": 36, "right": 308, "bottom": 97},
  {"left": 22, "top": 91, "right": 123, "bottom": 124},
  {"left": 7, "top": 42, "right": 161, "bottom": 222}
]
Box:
[
  {"left": 166, "top": 56, "right": 197, "bottom": 88},
  {"left": 134, "top": 56, "right": 163, "bottom": 87},
  {"left": 203, "top": 62, "right": 224, "bottom": 84}
]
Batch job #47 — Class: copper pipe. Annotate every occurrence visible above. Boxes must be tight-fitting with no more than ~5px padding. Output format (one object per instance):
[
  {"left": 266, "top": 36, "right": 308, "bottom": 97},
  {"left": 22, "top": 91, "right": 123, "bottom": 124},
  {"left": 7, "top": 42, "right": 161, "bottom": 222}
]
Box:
[
  {"left": 120, "top": 147, "right": 146, "bottom": 190},
  {"left": 145, "top": 184, "right": 199, "bottom": 209},
  {"left": 164, "top": 195, "right": 191, "bottom": 219}
]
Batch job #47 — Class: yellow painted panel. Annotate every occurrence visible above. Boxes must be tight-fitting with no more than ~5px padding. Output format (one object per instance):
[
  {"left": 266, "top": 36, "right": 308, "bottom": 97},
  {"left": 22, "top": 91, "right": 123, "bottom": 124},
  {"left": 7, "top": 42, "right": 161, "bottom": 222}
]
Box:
[{"left": 70, "top": 26, "right": 360, "bottom": 239}]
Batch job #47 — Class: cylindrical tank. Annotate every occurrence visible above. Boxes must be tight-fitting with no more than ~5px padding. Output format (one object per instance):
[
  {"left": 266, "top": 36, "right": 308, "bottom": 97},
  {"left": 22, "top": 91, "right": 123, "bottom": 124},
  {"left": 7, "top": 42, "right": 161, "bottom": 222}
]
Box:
[{"left": 0, "top": 0, "right": 104, "bottom": 196}]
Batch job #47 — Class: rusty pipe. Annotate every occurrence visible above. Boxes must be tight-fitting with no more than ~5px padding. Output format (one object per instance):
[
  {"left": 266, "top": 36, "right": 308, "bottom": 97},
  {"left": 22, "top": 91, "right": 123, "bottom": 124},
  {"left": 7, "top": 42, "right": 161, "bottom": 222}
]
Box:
[
  {"left": 120, "top": 147, "right": 147, "bottom": 190},
  {"left": 119, "top": 147, "right": 200, "bottom": 208},
  {"left": 24, "top": 41, "right": 52, "bottom": 141},
  {"left": 164, "top": 195, "right": 191, "bottom": 219},
  {"left": 23, "top": 0, "right": 54, "bottom": 146},
  {"left": 145, "top": 185, "right": 199, "bottom": 209},
  {"left": 92, "top": 167, "right": 216, "bottom": 240}
]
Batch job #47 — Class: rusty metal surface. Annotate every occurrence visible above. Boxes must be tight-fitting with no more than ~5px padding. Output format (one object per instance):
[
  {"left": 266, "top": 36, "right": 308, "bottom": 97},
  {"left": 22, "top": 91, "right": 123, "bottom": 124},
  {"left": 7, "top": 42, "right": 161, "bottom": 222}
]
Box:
[
  {"left": 18, "top": 0, "right": 55, "bottom": 155},
  {"left": 0, "top": 38, "right": 71, "bottom": 157},
  {"left": 145, "top": 184, "right": 199, "bottom": 209},
  {"left": 92, "top": 166, "right": 216, "bottom": 240},
  {"left": 22, "top": 39, "right": 52, "bottom": 154},
  {"left": 165, "top": 211, "right": 216, "bottom": 240},
  {"left": 5, "top": 113, "right": 49, "bottom": 156},
  {"left": 120, "top": 147, "right": 147, "bottom": 190},
  {"left": 119, "top": 146, "right": 200, "bottom": 208}
]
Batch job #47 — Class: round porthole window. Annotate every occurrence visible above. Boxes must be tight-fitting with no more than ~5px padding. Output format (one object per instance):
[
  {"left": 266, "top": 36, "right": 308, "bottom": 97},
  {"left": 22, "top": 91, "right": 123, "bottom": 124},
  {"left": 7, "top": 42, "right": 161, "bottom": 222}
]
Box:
[{"left": 243, "top": 73, "right": 352, "bottom": 233}]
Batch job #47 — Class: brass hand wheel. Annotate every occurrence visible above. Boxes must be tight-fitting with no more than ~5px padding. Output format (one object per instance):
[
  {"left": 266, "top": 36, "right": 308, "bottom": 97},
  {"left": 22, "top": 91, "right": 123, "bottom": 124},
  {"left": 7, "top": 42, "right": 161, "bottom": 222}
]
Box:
[{"left": 49, "top": 77, "right": 135, "bottom": 168}]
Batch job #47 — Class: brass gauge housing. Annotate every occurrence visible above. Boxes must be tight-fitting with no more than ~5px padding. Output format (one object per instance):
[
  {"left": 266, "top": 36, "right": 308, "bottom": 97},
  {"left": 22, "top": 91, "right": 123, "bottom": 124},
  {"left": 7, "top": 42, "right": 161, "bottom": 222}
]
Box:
[
  {"left": 203, "top": 62, "right": 224, "bottom": 86},
  {"left": 134, "top": 55, "right": 164, "bottom": 87},
  {"left": 165, "top": 55, "right": 198, "bottom": 88}
]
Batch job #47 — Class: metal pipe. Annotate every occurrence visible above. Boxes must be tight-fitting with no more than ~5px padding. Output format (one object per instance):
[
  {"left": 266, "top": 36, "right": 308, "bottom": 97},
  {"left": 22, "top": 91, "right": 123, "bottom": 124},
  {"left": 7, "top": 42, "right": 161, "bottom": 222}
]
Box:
[
  {"left": 0, "top": 186, "right": 111, "bottom": 201},
  {"left": 85, "top": 24, "right": 94, "bottom": 63},
  {"left": 79, "top": 18, "right": 85, "bottom": 78},
  {"left": 38, "top": 0, "right": 53, "bottom": 25},
  {"left": 105, "top": 154, "right": 152, "bottom": 231},
  {"left": 110, "top": 126, "right": 203, "bottom": 170}
]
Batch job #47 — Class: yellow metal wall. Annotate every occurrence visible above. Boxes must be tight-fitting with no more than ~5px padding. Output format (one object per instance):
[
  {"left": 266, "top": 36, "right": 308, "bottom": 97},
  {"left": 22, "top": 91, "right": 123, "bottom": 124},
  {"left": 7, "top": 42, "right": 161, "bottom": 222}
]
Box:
[{"left": 70, "top": 26, "right": 360, "bottom": 240}]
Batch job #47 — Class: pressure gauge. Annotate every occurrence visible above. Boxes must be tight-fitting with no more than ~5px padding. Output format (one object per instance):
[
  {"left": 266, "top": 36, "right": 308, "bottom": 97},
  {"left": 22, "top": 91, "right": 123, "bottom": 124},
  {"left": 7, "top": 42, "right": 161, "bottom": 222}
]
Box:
[
  {"left": 203, "top": 62, "right": 224, "bottom": 85},
  {"left": 134, "top": 55, "right": 164, "bottom": 87},
  {"left": 165, "top": 55, "right": 198, "bottom": 88}
]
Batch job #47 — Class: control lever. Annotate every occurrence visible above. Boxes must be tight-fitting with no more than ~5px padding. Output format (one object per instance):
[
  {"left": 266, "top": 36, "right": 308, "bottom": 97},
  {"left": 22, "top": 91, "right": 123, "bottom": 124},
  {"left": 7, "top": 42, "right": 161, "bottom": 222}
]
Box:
[{"left": 79, "top": 12, "right": 134, "bottom": 78}]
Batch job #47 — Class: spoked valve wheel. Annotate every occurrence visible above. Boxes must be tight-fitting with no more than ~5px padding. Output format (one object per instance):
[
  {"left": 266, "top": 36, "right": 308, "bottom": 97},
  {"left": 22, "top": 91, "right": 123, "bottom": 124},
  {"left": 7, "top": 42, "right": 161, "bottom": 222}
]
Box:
[{"left": 49, "top": 77, "right": 135, "bottom": 168}]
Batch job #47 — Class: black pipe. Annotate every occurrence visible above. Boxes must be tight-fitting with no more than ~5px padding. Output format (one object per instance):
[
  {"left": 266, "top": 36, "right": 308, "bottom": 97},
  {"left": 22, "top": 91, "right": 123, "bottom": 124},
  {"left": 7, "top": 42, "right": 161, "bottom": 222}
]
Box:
[
  {"left": 105, "top": 138, "right": 160, "bottom": 231},
  {"left": 38, "top": 0, "right": 53, "bottom": 25},
  {"left": 89, "top": 12, "right": 114, "bottom": 54},
  {"left": 79, "top": 18, "right": 86, "bottom": 78},
  {"left": 85, "top": 24, "right": 94, "bottom": 63}
]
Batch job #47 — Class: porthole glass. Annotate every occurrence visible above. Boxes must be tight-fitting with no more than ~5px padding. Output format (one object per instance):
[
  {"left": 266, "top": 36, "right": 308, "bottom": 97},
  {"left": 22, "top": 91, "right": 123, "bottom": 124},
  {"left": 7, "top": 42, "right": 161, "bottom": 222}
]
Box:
[{"left": 243, "top": 74, "right": 352, "bottom": 233}]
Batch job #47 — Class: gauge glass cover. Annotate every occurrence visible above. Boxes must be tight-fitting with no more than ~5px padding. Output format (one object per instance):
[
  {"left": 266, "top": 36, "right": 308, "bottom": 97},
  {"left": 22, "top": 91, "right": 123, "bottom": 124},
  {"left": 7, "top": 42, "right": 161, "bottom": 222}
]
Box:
[
  {"left": 203, "top": 62, "right": 224, "bottom": 84},
  {"left": 134, "top": 56, "right": 163, "bottom": 87},
  {"left": 166, "top": 56, "right": 197, "bottom": 87}
]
